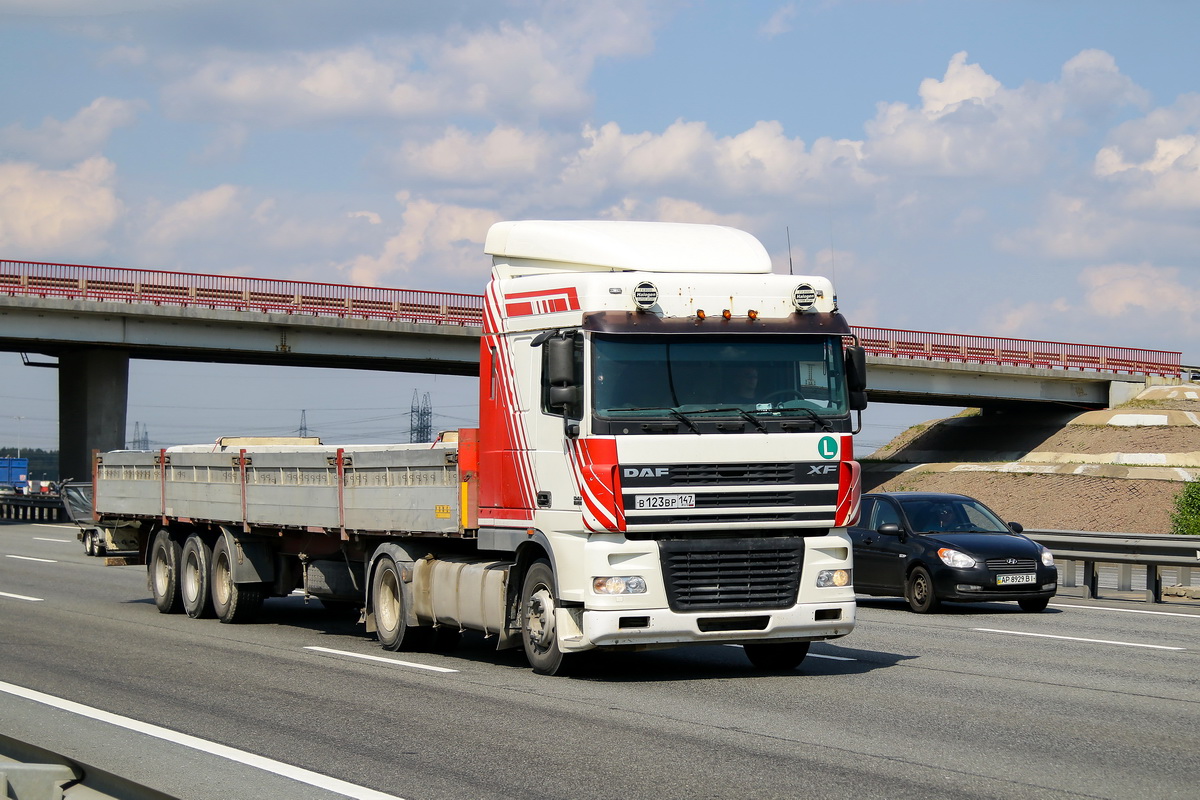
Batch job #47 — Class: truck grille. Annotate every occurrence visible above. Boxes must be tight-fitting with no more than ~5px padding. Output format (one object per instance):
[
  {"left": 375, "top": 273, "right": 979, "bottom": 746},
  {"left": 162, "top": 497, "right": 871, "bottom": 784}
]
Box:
[
  {"left": 657, "top": 463, "right": 798, "bottom": 485},
  {"left": 659, "top": 537, "right": 803, "bottom": 611}
]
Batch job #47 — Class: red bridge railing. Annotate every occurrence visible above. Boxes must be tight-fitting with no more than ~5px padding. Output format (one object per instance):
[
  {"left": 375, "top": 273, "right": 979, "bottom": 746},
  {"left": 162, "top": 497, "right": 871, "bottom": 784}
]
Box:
[
  {"left": 0, "top": 259, "right": 484, "bottom": 326},
  {"left": 0, "top": 259, "right": 1183, "bottom": 377}
]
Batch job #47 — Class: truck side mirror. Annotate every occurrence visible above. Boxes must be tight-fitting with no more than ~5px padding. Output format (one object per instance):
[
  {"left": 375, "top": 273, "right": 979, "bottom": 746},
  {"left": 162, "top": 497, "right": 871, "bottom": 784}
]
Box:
[
  {"left": 546, "top": 335, "right": 576, "bottom": 387},
  {"left": 846, "top": 345, "right": 867, "bottom": 393}
]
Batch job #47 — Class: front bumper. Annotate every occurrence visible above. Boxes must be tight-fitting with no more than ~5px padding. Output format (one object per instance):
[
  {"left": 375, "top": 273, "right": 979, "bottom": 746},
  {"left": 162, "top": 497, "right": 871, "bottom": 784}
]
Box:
[
  {"left": 934, "top": 566, "right": 1058, "bottom": 603},
  {"left": 560, "top": 600, "right": 856, "bottom": 652}
]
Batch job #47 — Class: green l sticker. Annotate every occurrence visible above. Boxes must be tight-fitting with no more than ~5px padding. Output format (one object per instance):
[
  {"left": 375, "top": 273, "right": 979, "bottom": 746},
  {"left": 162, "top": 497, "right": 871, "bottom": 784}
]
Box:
[{"left": 818, "top": 436, "right": 838, "bottom": 459}]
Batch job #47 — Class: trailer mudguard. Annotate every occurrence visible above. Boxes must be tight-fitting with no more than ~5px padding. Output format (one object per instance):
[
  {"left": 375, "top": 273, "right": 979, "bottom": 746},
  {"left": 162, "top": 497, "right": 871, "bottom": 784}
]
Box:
[{"left": 218, "top": 526, "right": 275, "bottom": 584}]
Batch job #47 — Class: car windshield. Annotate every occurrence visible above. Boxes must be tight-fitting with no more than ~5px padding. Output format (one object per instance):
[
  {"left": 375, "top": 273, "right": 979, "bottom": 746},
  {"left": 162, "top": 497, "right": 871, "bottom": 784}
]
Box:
[
  {"left": 897, "top": 497, "right": 1010, "bottom": 533},
  {"left": 591, "top": 333, "right": 848, "bottom": 419}
]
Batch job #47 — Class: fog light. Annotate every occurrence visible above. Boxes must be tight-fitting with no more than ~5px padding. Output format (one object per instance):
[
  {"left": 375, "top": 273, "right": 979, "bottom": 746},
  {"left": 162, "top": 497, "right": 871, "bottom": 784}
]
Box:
[
  {"left": 816, "top": 569, "right": 851, "bottom": 587},
  {"left": 593, "top": 576, "right": 648, "bottom": 595},
  {"left": 956, "top": 584, "right": 981, "bottom": 592},
  {"left": 1042, "top": 582, "right": 1057, "bottom": 591}
]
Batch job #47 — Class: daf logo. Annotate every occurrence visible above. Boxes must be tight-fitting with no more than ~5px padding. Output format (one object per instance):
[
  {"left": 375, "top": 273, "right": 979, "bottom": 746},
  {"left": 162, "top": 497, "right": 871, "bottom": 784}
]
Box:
[
  {"left": 808, "top": 464, "right": 839, "bottom": 475},
  {"left": 624, "top": 467, "right": 670, "bottom": 478}
]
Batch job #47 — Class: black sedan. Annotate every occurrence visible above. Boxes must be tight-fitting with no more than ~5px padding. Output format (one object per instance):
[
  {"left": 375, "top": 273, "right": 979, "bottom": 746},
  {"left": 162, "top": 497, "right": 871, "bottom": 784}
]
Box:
[{"left": 849, "top": 492, "right": 1058, "bottom": 613}]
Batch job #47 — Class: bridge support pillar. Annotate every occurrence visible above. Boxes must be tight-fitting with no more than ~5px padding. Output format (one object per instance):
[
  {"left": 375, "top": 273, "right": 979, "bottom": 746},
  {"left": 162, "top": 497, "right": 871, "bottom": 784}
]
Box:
[{"left": 58, "top": 349, "right": 129, "bottom": 482}]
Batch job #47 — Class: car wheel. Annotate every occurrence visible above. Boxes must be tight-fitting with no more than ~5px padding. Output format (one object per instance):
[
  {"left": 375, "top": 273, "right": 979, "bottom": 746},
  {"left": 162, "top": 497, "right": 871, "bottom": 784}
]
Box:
[
  {"left": 905, "top": 565, "right": 941, "bottom": 613},
  {"left": 1018, "top": 596, "right": 1050, "bottom": 612}
]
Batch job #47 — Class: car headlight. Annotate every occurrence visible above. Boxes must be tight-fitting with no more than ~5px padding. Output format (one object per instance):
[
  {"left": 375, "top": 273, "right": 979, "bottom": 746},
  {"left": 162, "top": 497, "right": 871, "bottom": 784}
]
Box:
[
  {"left": 592, "top": 576, "right": 647, "bottom": 595},
  {"left": 816, "top": 569, "right": 851, "bottom": 587},
  {"left": 1040, "top": 547, "right": 1055, "bottom": 567},
  {"left": 937, "top": 548, "right": 976, "bottom": 568}
]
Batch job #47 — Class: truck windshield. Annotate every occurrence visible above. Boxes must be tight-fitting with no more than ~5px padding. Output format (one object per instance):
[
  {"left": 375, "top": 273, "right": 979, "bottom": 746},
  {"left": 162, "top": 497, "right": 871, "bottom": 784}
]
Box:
[{"left": 591, "top": 334, "right": 849, "bottom": 419}]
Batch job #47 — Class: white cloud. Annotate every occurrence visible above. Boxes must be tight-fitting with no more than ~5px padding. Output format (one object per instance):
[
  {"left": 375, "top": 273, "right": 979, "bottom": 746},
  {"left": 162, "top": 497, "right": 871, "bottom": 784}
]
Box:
[
  {"left": 1095, "top": 134, "right": 1200, "bottom": 210},
  {"left": 137, "top": 184, "right": 244, "bottom": 257},
  {"left": 341, "top": 196, "right": 501, "bottom": 288},
  {"left": 761, "top": 2, "right": 798, "bottom": 38},
  {"left": 0, "top": 158, "right": 121, "bottom": 257},
  {"left": 160, "top": 7, "right": 657, "bottom": 126},
  {"left": 1079, "top": 262, "right": 1200, "bottom": 325},
  {"left": 0, "top": 97, "right": 141, "bottom": 162},
  {"left": 395, "top": 125, "right": 556, "bottom": 183}
]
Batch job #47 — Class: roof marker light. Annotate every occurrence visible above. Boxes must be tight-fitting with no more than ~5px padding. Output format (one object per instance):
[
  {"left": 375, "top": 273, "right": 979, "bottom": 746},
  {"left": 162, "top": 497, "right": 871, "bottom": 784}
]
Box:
[
  {"left": 696, "top": 309, "right": 706, "bottom": 321},
  {"left": 722, "top": 309, "right": 732, "bottom": 320}
]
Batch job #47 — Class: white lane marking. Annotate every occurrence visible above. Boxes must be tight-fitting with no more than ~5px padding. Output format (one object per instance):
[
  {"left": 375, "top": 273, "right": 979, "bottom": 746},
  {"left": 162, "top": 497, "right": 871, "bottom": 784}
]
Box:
[
  {"left": 974, "top": 628, "right": 1184, "bottom": 651},
  {"left": 1051, "top": 602, "right": 1200, "bottom": 619},
  {"left": 33, "top": 524, "right": 76, "bottom": 529},
  {"left": 0, "top": 591, "right": 43, "bottom": 602},
  {"left": 0, "top": 680, "right": 407, "bottom": 800},
  {"left": 33, "top": 537, "right": 73, "bottom": 543},
  {"left": 304, "top": 646, "right": 459, "bottom": 673},
  {"left": 5, "top": 555, "right": 57, "bottom": 563}
]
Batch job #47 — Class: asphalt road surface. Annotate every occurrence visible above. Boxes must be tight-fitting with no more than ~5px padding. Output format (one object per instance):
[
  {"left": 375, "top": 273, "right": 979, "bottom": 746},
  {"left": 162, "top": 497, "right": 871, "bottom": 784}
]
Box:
[{"left": 1, "top": 521, "right": 1197, "bottom": 800}]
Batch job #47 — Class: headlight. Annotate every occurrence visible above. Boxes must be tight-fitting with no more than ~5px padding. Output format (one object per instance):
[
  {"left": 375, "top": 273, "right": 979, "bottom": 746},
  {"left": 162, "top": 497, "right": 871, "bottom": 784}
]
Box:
[
  {"left": 816, "top": 569, "right": 851, "bottom": 588},
  {"left": 592, "top": 576, "right": 647, "bottom": 595},
  {"left": 937, "top": 548, "right": 976, "bottom": 568},
  {"left": 1040, "top": 547, "right": 1055, "bottom": 567}
]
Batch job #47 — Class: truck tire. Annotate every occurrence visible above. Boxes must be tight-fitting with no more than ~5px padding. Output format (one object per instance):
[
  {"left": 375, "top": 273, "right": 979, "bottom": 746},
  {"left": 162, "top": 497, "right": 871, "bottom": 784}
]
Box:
[
  {"left": 371, "top": 555, "right": 429, "bottom": 651},
  {"left": 743, "top": 641, "right": 810, "bottom": 671},
  {"left": 181, "top": 534, "right": 216, "bottom": 619},
  {"left": 211, "top": 536, "right": 264, "bottom": 624},
  {"left": 521, "top": 559, "right": 572, "bottom": 676},
  {"left": 149, "top": 529, "right": 184, "bottom": 614},
  {"left": 84, "top": 530, "right": 96, "bottom": 556}
]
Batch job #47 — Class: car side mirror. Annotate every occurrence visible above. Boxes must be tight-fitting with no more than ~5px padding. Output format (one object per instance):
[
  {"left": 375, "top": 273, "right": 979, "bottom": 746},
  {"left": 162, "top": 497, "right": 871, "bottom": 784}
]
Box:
[
  {"left": 877, "top": 523, "right": 901, "bottom": 536},
  {"left": 1007, "top": 522, "right": 1023, "bottom": 534}
]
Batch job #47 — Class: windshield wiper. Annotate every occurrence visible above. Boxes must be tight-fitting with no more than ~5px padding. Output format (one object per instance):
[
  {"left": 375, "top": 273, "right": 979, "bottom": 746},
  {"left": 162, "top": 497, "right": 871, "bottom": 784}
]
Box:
[
  {"left": 608, "top": 406, "right": 701, "bottom": 434},
  {"left": 683, "top": 407, "right": 768, "bottom": 433},
  {"left": 789, "top": 406, "right": 832, "bottom": 431}
]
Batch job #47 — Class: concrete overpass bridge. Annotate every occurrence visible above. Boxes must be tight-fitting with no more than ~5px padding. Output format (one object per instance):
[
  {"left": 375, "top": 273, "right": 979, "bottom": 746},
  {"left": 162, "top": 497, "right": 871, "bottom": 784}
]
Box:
[{"left": 0, "top": 258, "right": 1185, "bottom": 479}]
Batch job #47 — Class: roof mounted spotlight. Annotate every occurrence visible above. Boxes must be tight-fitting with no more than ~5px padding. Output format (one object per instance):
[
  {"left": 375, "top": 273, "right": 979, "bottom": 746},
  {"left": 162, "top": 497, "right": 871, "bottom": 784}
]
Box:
[
  {"left": 792, "top": 283, "right": 818, "bottom": 311},
  {"left": 633, "top": 281, "right": 658, "bottom": 311}
]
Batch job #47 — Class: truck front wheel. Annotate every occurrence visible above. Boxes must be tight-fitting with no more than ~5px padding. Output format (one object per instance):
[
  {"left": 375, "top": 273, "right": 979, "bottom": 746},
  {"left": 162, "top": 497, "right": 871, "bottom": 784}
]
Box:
[
  {"left": 149, "top": 529, "right": 183, "bottom": 614},
  {"left": 211, "top": 536, "right": 264, "bottom": 624},
  {"left": 521, "top": 560, "right": 571, "bottom": 676},
  {"left": 181, "top": 534, "right": 215, "bottom": 619}
]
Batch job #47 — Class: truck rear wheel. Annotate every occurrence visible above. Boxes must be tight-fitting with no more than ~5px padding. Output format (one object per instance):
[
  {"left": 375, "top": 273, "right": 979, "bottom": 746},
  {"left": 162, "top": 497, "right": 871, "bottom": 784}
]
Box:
[
  {"left": 211, "top": 536, "right": 264, "bottom": 624},
  {"left": 521, "top": 560, "right": 572, "bottom": 676},
  {"left": 181, "top": 534, "right": 215, "bottom": 619},
  {"left": 149, "top": 529, "right": 183, "bottom": 614},
  {"left": 372, "top": 555, "right": 430, "bottom": 651}
]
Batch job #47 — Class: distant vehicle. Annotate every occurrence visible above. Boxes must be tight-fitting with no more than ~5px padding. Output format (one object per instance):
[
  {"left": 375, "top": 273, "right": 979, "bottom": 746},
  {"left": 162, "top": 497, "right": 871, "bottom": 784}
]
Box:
[
  {"left": 849, "top": 492, "right": 1057, "bottom": 613},
  {"left": 0, "top": 457, "right": 29, "bottom": 491}
]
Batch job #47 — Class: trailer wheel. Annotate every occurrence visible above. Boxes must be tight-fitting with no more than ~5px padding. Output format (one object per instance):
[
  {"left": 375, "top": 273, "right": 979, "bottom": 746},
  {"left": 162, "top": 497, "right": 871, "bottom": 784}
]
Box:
[
  {"left": 371, "top": 555, "right": 428, "bottom": 651},
  {"left": 743, "top": 641, "right": 810, "bottom": 671},
  {"left": 211, "top": 536, "right": 264, "bottom": 624},
  {"left": 149, "top": 529, "right": 184, "bottom": 614},
  {"left": 521, "top": 560, "right": 571, "bottom": 676},
  {"left": 84, "top": 530, "right": 96, "bottom": 556},
  {"left": 181, "top": 534, "right": 216, "bottom": 619}
]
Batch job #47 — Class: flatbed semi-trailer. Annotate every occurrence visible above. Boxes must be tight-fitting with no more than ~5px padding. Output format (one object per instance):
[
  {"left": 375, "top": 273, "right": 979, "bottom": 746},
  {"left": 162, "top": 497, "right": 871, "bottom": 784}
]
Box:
[{"left": 92, "top": 220, "right": 867, "bottom": 674}]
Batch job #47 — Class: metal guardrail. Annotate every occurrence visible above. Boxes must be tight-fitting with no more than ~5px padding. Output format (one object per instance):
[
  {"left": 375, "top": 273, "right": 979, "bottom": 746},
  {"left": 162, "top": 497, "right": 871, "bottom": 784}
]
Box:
[
  {"left": 0, "top": 494, "right": 62, "bottom": 522},
  {"left": 1, "top": 258, "right": 1186, "bottom": 378},
  {"left": 1026, "top": 529, "right": 1200, "bottom": 603}
]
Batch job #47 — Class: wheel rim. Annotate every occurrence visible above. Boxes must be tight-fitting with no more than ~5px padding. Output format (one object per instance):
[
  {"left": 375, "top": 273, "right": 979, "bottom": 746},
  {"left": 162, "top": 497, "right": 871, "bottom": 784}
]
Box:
[
  {"left": 912, "top": 573, "right": 930, "bottom": 605},
  {"left": 153, "top": 545, "right": 171, "bottom": 595},
  {"left": 213, "top": 550, "right": 232, "bottom": 607},
  {"left": 377, "top": 567, "right": 401, "bottom": 633},
  {"left": 525, "top": 584, "right": 556, "bottom": 653},
  {"left": 182, "top": 551, "right": 201, "bottom": 604}
]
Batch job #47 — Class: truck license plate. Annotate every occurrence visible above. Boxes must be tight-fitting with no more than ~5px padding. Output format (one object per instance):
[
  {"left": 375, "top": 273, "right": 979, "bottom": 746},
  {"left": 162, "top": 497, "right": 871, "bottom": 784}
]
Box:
[
  {"left": 996, "top": 573, "right": 1036, "bottom": 585},
  {"left": 635, "top": 494, "right": 695, "bottom": 510}
]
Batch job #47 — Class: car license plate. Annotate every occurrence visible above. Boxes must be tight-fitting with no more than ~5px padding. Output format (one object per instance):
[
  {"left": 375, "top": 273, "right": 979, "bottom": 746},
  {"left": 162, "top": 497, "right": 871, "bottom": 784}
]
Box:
[
  {"left": 996, "top": 573, "right": 1036, "bottom": 585},
  {"left": 635, "top": 494, "right": 695, "bottom": 510}
]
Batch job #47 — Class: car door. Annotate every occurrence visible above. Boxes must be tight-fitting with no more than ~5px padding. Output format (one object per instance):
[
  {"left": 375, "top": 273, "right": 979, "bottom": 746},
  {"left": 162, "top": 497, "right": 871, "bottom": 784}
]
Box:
[
  {"left": 849, "top": 497, "right": 888, "bottom": 590},
  {"left": 865, "top": 497, "right": 913, "bottom": 592}
]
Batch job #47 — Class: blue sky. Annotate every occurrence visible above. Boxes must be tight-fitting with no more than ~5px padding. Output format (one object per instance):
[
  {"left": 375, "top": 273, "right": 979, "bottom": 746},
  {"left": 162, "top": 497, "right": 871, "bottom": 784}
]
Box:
[{"left": 2, "top": 0, "right": 1198, "bottom": 455}]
